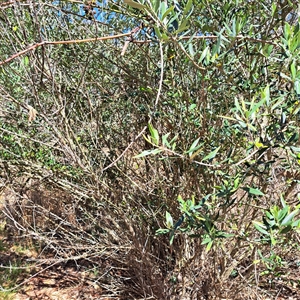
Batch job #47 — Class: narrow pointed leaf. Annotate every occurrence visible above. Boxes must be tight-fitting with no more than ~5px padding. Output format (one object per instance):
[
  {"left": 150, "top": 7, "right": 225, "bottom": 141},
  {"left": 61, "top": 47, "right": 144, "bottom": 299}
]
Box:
[
  {"left": 253, "top": 221, "right": 269, "bottom": 236},
  {"left": 281, "top": 209, "right": 299, "bottom": 226},
  {"left": 134, "top": 148, "right": 162, "bottom": 158},
  {"left": 202, "top": 146, "right": 220, "bottom": 161},
  {"left": 166, "top": 211, "right": 174, "bottom": 228},
  {"left": 124, "top": 0, "right": 146, "bottom": 10}
]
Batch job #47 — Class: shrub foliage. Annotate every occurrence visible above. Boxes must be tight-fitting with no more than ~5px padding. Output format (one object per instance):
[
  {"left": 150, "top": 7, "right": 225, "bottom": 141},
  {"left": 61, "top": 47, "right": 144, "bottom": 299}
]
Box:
[{"left": 0, "top": 0, "right": 300, "bottom": 299}]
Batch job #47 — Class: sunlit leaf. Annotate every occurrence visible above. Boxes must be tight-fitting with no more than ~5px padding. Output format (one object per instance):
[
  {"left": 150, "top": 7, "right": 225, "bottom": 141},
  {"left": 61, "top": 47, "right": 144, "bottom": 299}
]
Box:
[
  {"left": 23, "top": 56, "right": 29, "bottom": 66},
  {"left": 199, "top": 46, "right": 209, "bottom": 63},
  {"left": 242, "top": 187, "right": 264, "bottom": 196},
  {"left": 161, "top": 5, "right": 174, "bottom": 22},
  {"left": 162, "top": 133, "right": 171, "bottom": 148},
  {"left": 188, "top": 43, "right": 195, "bottom": 57},
  {"left": 281, "top": 209, "right": 299, "bottom": 226},
  {"left": 156, "top": 228, "right": 170, "bottom": 234},
  {"left": 186, "top": 137, "right": 200, "bottom": 155},
  {"left": 166, "top": 211, "right": 173, "bottom": 228},
  {"left": 253, "top": 221, "right": 269, "bottom": 236},
  {"left": 148, "top": 123, "right": 159, "bottom": 145},
  {"left": 278, "top": 205, "right": 289, "bottom": 222},
  {"left": 202, "top": 146, "right": 220, "bottom": 161},
  {"left": 134, "top": 148, "right": 162, "bottom": 158},
  {"left": 183, "top": 0, "right": 193, "bottom": 16},
  {"left": 124, "top": 0, "right": 146, "bottom": 10}
]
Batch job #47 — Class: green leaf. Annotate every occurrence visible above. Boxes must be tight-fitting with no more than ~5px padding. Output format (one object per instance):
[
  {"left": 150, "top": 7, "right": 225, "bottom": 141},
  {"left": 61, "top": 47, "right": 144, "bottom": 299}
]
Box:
[
  {"left": 134, "top": 148, "right": 162, "bottom": 158},
  {"left": 232, "top": 17, "right": 236, "bottom": 36},
  {"left": 202, "top": 146, "right": 220, "bottom": 161},
  {"left": 161, "top": 33, "right": 169, "bottom": 41},
  {"left": 265, "top": 210, "right": 273, "bottom": 220},
  {"left": 280, "top": 225, "right": 292, "bottom": 234},
  {"left": 201, "top": 236, "right": 214, "bottom": 251},
  {"left": 290, "top": 33, "right": 300, "bottom": 52},
  {"left": 290, "top": 146, "right": 300, "bottom": 153},
  {"left": 162, "top": 133, "right": 171, "bottom": 148},
  {"left": 284, "top": 22, "right": 291, "bottom": 40},
  {"left": 161, "top": 5, "right": 174, "bottom": 22},
  {"left": 199, "top": 46, "right": 210, "bottom": 63},
  {"left": 188, "top": 43, "right": 195, "bottom": 57},
  {"left": 189, "top": 103, "right": 196, "bottom": 110},
  {"left": 156, "top": 228, "right": 170, "bottom": 235},
  {"left": 177, "top": 18, "right": 189, "bottom": 33},
  {"left": 151, "top": 0, "right": 160, "bottom": 13},
  {"left": 186, "top": 137, "right": 200, "bottom": 155},
  {"left": 291, "top": 61, "right": 296, "bottom": 80},
  {"left": 166, "top": 211, "right": 173, "bottom": 228},
  {"left": 169, "top": 232, "right": 175, "bottom": 245},
  {"left": 242, "top": 187, "right": 265, "bottom": 196},
  {"left": 253, "top": 221, "right": 269, "bottom": 236},
  {"left": 201, "top": 235, "right": 211, "bottom": 245},
  {"left": 216, "top": 232, "right": 234, "bottom": 238},
  {"left": 148, "top": 123, "right": 159, "bottom": 145},
  {"left": 278, "top": 205, "right": 289, "bottom": 222},
  {"left": 154, "top": 26, "right": 162, "bottom": 39},
  {"left": 234, "top": 97, "right": 243, "bottom": 114},
  {"left": 292, "top": 219, "right": 300, "bottom": 227},
  {"left": 295, "top": 80, "right": 300, "bottom": 96},
  {"left": 270, "top": 235, "right": 276, "bottom": 246},
  {"left": 124, "top": 0, "right": 146, "bottom": 10},
  {"left": 23, "top": 56, "right": 29, "bottom": 66},
  {"left": 261, "top": 85, "right": 270, "bottom": 106},
  {"left": 183, "top": 0, "right": 193, "bottom": 16},
  {"left": 206, "top": 240, "right": 213, "bottom": 252},
  {"left": 269, "top": 206, "right": 279, "bottom": 220},
  {"left": 271, "top": 3, "right": 277, "bottom": 17},
  {"left": 281, "top": 209, "right": 299, "bottom": 226},
  {"left": 213, "top": 33, "right": 222, "bottom": 57},
  {"left": 224, "top": 22, "right": 233, "bottom": 36},
  {"left": 177, "top": 195, "right": 185, "bottom": 205},
  {"left": 250, "top": 188, "right": 264, "bottom": 196},
  {"left": 160, "top": 0, "right": 168, "bottom": 19},
  {"left": 280, "top": 194, "right": 287, "bottom": 208}
]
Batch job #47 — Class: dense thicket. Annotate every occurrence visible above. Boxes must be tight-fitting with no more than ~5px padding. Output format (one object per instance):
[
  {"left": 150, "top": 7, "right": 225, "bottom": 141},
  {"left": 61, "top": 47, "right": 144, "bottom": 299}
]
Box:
[{"left": 1, "top": 0, "right": 300, "bottom": 299}]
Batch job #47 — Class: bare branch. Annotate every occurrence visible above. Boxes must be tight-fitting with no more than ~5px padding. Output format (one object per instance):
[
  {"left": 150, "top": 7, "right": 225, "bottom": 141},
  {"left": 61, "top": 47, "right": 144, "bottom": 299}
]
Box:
[{"left": 0, "top": 33, "right": 131, "bottom": 66}]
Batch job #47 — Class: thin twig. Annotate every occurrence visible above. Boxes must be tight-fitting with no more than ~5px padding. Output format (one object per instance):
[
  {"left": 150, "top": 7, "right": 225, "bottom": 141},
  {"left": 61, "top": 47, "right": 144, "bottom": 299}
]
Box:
[
  {"left": 102, "top": 42, "right": 164, "bottom": 172},
  {"left": 175, "top": 39, "right": 205, "bottom": 71},
  {"left": 0, "top": 33, "right": 131, "bottom": 66},
  {"left": 0, "top": 33, "right": 277, "bottom": 67},
  {"left": 132, "top": 35, "right": 276, "bottom": 45},
  {"left": 0, "top": 258, "right": 66, "bottom": 292},
  {"left": 121, "top": 40, "right": 131, "bottom": 56},
  {"left": 102, "top": 125, "right": 148, "bottom": 172},
  {"left": 154, "top": 42, "right": 164, "bottom": 108},
  {"left": 234, "top": 148, "right": 261, "bottom": 167},
  {"left": 121, "top": 25, "right": 142, "bottom": 56}
]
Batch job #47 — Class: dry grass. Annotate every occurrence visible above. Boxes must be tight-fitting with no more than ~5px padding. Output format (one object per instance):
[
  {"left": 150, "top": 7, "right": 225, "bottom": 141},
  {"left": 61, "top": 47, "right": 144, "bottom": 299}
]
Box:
[{"left": 1, "top": 148, "right": 300, "bottom": 300}]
